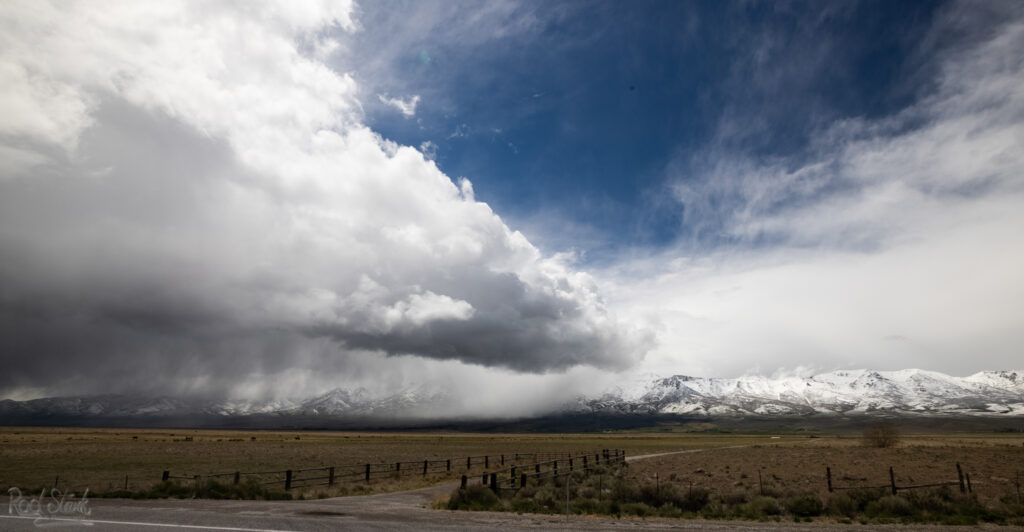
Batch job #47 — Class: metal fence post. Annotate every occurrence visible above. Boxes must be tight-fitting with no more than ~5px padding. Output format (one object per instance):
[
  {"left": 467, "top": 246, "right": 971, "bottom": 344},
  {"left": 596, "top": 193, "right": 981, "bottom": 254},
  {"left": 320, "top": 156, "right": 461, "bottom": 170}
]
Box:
[{"left": 956, "top": 463, "right": 965, "bottom": 493}]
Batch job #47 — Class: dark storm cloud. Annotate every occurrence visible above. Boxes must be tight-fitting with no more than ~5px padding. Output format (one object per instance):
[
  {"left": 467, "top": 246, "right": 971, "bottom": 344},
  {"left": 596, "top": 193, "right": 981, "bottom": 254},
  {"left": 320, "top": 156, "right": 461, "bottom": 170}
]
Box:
[{"left": 0, "top": 3, "right": 650, "bottom": 399}]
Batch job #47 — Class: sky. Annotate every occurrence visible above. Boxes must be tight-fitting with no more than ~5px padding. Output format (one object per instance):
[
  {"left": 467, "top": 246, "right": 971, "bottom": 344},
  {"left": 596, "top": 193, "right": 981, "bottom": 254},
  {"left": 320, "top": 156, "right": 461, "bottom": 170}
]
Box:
[{"left": 0, "top": 1, "right": 1022, "bottom": 411}]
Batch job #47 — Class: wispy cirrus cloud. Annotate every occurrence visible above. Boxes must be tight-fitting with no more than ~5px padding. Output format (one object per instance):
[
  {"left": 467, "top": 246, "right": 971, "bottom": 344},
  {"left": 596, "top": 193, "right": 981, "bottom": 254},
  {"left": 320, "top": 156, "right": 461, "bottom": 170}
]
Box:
[
  {"left": 609, "top": 1, "right": 1024, "bottom": 379},
  {"left": 377, "top": 93, "right": 420, "bottom": 116}
]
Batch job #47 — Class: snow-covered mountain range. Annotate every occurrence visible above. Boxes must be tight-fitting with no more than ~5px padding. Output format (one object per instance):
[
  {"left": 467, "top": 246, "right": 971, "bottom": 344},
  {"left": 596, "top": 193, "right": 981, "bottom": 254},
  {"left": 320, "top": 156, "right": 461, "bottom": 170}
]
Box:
[
  {"left": 1, "top": 369, "right": 1022, "bottom": 423},
  {"left": 0, "top": 386, "right": 453, "bottom": 420},
  {"left": 572, "top": 369, "right": 1024, "bottom": 417}
]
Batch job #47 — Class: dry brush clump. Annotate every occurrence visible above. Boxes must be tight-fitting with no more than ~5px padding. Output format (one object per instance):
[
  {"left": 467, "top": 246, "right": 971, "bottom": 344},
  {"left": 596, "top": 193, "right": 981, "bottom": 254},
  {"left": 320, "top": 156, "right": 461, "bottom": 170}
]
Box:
[{"left": 863, "top": 422, "right": 900, "bottom": 448}]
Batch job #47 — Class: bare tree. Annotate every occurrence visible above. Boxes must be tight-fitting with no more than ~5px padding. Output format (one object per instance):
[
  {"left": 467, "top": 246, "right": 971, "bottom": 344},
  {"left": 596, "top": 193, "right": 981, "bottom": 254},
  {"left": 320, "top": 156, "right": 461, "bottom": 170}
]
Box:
[{"left": 863, "top": 421, "right": 900, "bottom": 448}]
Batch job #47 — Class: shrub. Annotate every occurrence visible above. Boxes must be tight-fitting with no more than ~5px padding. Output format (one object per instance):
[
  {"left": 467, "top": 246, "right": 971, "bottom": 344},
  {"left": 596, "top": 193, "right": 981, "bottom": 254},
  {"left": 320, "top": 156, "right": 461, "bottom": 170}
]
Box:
[
  {"left": 532, "top": 486, "right": 560, "bottom": 511},
  {"left": 611, "top": 477, "right": 640, "bottom": 502},
  {"left": 571, "top": 497, "right": 601, "bottom": 515},
  {"left": 841, "top": 487, "right": 886, "bottom": 513},
  {"left": 865, "top": 495, "right": 914, "bottom": 517},
  {"left": 680, "top": 486, "right": 711, "bottom": 511},
  {"left": 863, "top": 422, "right": 900, "bottom": 448},
  {"left": 621, "top": 502, "right": 653, "bottom": 517},
  {"left": 509, "top": 497, "right": 540, "bottom": 514},
  {"left": 200, "top": 478, "right": 290, "bottom": 500},
  {"left": 658, "top": 502, "right": 684, "bottom": 518},
  {"left": 722, "top": 488, "right": 749, "bottom": 505},
  {"left": 743, "top": 496, "right": 783, "bottom": 517},
  {"left": 148, "top": 481, "right": 192, "bottom": 498},
  {"left": 827, "top": 494, "right": 857, "bottom": 517},
  {"left": 447, "top": 485, "right": 501, "bottom": 511},
  {"left": 786, "top": 494, "right": 824, "bottom": 517}
]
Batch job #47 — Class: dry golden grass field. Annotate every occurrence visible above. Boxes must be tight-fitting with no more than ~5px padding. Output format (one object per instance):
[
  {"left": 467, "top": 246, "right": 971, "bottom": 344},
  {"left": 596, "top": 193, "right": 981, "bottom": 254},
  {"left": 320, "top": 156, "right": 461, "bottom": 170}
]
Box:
[
  {"left": 0, "top": 426, "right": 776, "bottom": 497},
  {"left": 624, "top": 434, "right": 1024, "bottom": 510},
  {"left": 2, "top": 426, "right": 1022, "bottom": 506}
]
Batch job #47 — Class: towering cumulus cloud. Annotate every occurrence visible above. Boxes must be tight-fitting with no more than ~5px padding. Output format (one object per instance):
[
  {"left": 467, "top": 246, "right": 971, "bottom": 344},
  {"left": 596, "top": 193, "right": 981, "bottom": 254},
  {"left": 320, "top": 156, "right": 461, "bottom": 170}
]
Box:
[{"left": 0, "top": 1, "right": 648, "bottom": 398}]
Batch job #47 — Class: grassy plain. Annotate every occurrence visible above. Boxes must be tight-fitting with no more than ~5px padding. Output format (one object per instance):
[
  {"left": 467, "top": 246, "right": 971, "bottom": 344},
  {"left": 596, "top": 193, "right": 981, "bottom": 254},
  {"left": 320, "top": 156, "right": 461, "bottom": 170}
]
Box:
[
  {"left": 2, "top": 426, "right": 1021, "bottom": 508},
  {"left": 443, "top": 433, "right": 1024, "bottom": 525},
  {"left": 0, "top": 426, "right": 786, "bottom": 497},
  {"left": 624, "top": 434, "right": 1024, "bottom": 510}
]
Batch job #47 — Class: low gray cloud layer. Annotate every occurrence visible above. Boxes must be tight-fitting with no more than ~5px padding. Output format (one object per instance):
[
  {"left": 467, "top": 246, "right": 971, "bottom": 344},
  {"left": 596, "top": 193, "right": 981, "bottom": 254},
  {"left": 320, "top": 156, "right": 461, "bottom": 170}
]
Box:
[{"left": 0, "top": 2, "right": 650, "bottom": 399}]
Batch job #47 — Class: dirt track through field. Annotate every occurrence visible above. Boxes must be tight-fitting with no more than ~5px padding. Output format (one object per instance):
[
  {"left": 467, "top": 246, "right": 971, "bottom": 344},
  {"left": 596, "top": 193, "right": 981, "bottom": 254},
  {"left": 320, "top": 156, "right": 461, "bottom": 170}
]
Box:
[{"left": 625, "top": 445, "right": 750, "bottom": 462}]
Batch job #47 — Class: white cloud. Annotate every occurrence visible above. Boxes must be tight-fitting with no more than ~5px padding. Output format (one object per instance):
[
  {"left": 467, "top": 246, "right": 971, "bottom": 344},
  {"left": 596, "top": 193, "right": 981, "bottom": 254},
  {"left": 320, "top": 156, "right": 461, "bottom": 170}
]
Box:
[
  {"left": 419, "top": 140, "right": 438, "bottom": 160},
  {"left": 0, "top": 0, "right": 649, "bottom": 399},
  {"left": 378, "top": 93, "right": 420, "bottom": 116}
]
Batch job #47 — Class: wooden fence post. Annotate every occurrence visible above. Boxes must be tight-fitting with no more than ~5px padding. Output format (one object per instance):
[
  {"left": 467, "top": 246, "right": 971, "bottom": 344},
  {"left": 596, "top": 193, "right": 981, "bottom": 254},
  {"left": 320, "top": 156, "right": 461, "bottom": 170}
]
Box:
[
  {"left": 485, "top": 455, "right": 489, "bottom": 468},
  {"left": 535, "top": 463, "right": 541, "bottom": 476},
  {"left": 490, "top": 473, "right": 498, "bottom": 492},
  {"left": 467, "top": 456, "right": 471, "bottom": 469},
  {"left": 162, "top": 471, "right": 170, "bottom": 481},
  {"left": 583, "top": 456, "right": 588, "bottom": 470},
  {"left": 889, "top": 467, "right": 897, "bottom": 495},
  {"left": 328, "top": 467, "right": 335, "bottom": 487},
  {"left": 234, "top": 471, "right": 240, "bottom": 485},
  {"left": 447, "top": 459, "right": 451, "bottom": 472},
  {"left": 521, "top": 473, "right": 527, "bottom": 488},
  {"left": 461, "top": 475, "right": 467, "bottom": 489},
  {"left": 285, "top": 470, "right": 293, "bottom": 491},
  {"left": 956, "top": 462, "right": 965, "bottom": 493},
  {"left": 569, "top": 458, "right": 574, "bottom": 471},
  {"left": 965, "top": 473, "right": 972, "bottom": 493},
  {"left": 554, "top": 460, "right": 559, "bottom": 479},
  {"left": 826, "top": 467, "right": 832, "bottom": 493},
  {"left": 423, "top": 460, "right": 428, "bottom": 476},
  {"left": 501, "top": 454, "right": 505, "bottom": 466},
  {"left": 510, "top": 466, "right": 517, "bottom": 487},
  {"left": 758, "top": 470, "right": 764, "bottom": 496},
  {"left": 365, "top": 463, "right": 370, "bottom": 482},
  {"left": 595, "top": 453, "right": 600, "bottom": 465}
]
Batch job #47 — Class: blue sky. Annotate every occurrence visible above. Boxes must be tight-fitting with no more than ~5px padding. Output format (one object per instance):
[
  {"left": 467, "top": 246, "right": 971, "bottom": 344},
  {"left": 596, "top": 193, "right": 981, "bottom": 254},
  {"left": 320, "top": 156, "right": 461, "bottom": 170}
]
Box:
[{"left": 354, "top": 1, "right": 945, "bottom": 259}]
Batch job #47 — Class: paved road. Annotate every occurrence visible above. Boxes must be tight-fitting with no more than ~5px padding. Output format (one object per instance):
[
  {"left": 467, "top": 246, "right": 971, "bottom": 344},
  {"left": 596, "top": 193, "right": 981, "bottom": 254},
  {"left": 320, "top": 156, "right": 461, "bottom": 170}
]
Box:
[{"left": 0, "top": 449, "right": 1003, "bottom": 531}]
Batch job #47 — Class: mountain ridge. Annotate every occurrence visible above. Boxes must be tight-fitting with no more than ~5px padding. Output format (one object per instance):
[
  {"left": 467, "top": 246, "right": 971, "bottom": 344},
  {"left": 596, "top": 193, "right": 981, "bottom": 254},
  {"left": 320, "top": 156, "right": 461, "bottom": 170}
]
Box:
[{"left": 1, "top": 369, "right": 1021, "bottom": 424}]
